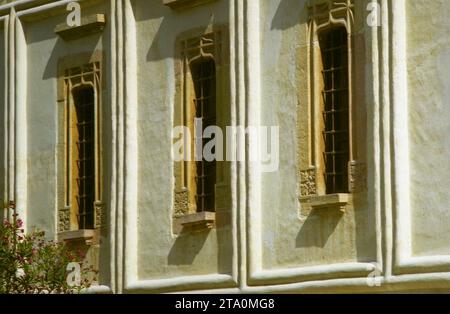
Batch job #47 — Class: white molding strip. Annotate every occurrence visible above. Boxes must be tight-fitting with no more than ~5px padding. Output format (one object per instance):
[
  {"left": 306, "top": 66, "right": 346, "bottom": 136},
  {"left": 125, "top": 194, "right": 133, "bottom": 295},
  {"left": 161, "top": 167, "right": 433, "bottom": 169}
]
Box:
[
  {"left": 179, "top": 272, "right": 450, "bottom": 294},
  {"left": 125, "top": 274, "right": 236, "bottom": 293},
  {"left": 228, "top": 0, "right": 239, "bottom": 286},
  {"left": 108, "top": 0, "right": 118, "bottom": 294},
  {"left": 16, "top": 0, "right": 85, "bottom": 17},
  {"left": 123, "top": 0, "right": 138, "bottom": 289},
  {"left": 14, "top": 12, "right": 27, "bottom": 230},
  {"left": 249, "top": 262, "right": 375, "bottom": 286},
  {"left": 366, "top": 0, "right": 383, "bottom": 276},
  {"left": 7, "top": 11, "right": 14, "bottom": 214},
  {"left": 245, "top": 0, "right": 262, "bottom": 283},
  {"left": 114, "top": 0, "right": 125, "bottom": 294},
  {"left": 379, "top": 0, "right": 393, "bottom": 278},
  {"left": 0, "top": 0, "right": 40, "bottom": 12},
  {"left": 396, "top": 256, "right": 450, "bottom": 274},
  {"left": 391, "top": 0, "right": 411, "bottom": 266},
  {"left": 2, "top": 16, "right": 9, "bottom": 218},
  {"left": 234, "top": 0, "right": 247, "bottom": 290}
]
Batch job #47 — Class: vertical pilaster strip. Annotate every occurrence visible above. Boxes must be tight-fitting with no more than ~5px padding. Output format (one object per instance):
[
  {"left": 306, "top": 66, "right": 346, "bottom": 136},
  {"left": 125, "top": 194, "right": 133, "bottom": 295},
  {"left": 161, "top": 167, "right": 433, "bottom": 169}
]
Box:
[
  {"left": 367, "top": 0, "right": 383, "bottom": 276},
  {"left": 3, "top": 16, "right": 9, "bottom": 219},
  {"left": 123, "top": 0, "right": 138, "bottom": 289},
  {"left": 7, "top": 10, "right": 14, "bottom": 216},
  {"left": 15, "top": 14, "right": 27, "bottom": 230},
  {"left": 234, "top": 0, "right": 247, "bottom": 289},
  {"left": 245, "top": 0, "right": 262, "bottom": 280},
  {"left": 115, "top": 0, "right": 125, "bottom": 294},
  {"left": 109, "top": 0, "right": 118, "bottom": 294},
  {"left": 228, "top": 0, "right": 239, "bottom": 285},
  {"left": 391, "top": 0, "right": 410, "bottom": 269},
  {"left": 380, "top": 0, "right": 393, "bottom": 278}
]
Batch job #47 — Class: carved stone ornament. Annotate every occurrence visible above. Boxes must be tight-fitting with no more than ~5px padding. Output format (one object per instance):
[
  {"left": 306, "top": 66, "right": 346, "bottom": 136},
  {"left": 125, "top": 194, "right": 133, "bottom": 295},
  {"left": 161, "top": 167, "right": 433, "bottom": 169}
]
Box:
[
  {"left": 94, "top": 201, "right": 106, "bottom": 229},
  {"left": 182, "top": 31, "right": 222, "bottom": 65},
  {"left": 174, "top": 188, "right": 189, "bottom": 217},
  {"left": 58, "top": 206, "right": 71, "bottom": 232},
  {"left": 349, "top": 161, "right": 367, "bottom": 193},
  {"left": 308, "top": 0, "right": 354, "bottom": 27},
  {"left": 300, "top": 167, "right": 317, "bottom": 197}
]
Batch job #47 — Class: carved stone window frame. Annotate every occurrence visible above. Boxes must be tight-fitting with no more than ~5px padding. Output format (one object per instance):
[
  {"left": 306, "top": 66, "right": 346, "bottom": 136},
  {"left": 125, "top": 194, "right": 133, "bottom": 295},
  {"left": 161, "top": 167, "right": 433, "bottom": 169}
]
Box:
[
  {"left": 300, "top": 0, "right": 366, "bottom": 209},
  {"left": 57, "top": 52, "right": 106, "bottom": 235},
  {"left": 172, "top": 27, "right": 230, "bottom": 234}
]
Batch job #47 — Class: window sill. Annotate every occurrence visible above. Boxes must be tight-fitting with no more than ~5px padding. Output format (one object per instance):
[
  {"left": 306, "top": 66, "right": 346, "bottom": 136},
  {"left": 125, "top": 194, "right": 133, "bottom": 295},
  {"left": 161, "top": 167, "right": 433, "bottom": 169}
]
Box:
[
  {"left": 300, "top": 193, "right": 351, "bottom": 213},
  {"left": 55, "top": 14, "right": 106, "bottom": 41},
  {"left": 57, "top": 229, "right": 97, "bottom": 245},
  {"left": 178, "top": 211, "right": 215, "bottom": 232},
  {"left": 163, "top": 0, "right": 218, "bottom": 10}
]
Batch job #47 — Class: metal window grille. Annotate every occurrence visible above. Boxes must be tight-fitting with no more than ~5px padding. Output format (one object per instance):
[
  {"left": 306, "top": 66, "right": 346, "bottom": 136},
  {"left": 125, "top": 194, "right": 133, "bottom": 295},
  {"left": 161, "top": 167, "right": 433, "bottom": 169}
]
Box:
[
  {"left": 320, "top": 27, "right": 350, "bottom": 194},
  {"left": 73, "top": 87, "right": 95, "bottom": 229},
  {"left": 191, "top": 59, "right": 216, "bottom": 212}
]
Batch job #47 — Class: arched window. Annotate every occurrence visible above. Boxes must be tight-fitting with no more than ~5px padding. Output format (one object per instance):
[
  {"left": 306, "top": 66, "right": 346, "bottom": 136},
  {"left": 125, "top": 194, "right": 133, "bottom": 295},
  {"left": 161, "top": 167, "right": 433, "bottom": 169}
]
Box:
[
  {"left": 319, "top": 27, "right": 350, "bottom": 194},
  {"left": 71, "top": 86, "right": 96, "bottom": 229},
  {"left": 58, "top": 60, "right": 103, "bottom": 233},
  {"left": 190, "top": 58, "right": 217, "bottom": 212}
]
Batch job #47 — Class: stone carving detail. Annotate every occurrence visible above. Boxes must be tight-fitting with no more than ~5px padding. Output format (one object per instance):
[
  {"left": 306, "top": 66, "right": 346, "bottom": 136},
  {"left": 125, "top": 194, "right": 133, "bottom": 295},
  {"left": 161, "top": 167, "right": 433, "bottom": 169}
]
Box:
[
  {"left": 174, "top": 188, "right": 189, "bottom": 217},
  {"left": 58, "top": 206, "right": 70, "bottom": 232},
  {"left": 349, "top": 161, "right": 367, "bottom": 193},
  {"left": 182, "top": 31, "right": 222, "bottom": 65},
  {"left": 300, "top": 167, "right": 317, "bottom": 197},
  {"left": 308, "top": 0, "right": 354, "bottom": 26},
  {"left": 94, "top": 201, "right": 106, "bottom": 229}
]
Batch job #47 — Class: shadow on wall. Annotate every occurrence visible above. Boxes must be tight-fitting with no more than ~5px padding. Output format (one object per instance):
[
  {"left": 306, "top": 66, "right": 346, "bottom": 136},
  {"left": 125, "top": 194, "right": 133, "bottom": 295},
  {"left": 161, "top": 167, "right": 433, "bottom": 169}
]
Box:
[
  {"left": 167, "top": 226, "right": 232, "bottom": 275},
  {"left": 295, "top": 199, "right": 374, "bottom": 261},
  {"left": 38, "top": 11, "right": 112, "bottom": 284},
  {"left": 132, "top": 0, "right": 217, "bottom": 63},
  {"left": 296, "top": 210, "right": 343, "bottom": 249},
  {"left": 168, "top": 230, "right": 210, "bottom": 266},
  {"left": 41, "top": 36, "right": 103, "bottom": 80},
  {"left": 271, "top": 0, "right": 309, "bottom": 31}
]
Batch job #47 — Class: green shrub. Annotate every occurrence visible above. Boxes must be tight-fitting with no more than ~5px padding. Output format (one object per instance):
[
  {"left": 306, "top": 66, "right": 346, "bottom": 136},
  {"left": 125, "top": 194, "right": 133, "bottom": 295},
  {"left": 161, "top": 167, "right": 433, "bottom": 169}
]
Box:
[{"left": 0, "top": 207, "right": 97, "bottom": 294}]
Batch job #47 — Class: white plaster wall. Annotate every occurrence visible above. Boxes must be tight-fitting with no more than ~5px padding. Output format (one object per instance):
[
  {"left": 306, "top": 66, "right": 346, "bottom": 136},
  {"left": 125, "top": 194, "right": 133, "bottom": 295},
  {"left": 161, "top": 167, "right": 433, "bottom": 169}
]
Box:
[
  {"left": 24, "top": 3, "right": 107, "bottom": 237},
  {"left": 1, "top": 0, "right": 449, "bottom": 293},
  {"left": 407, "top": 0, "right": 450, "bottom": 257},
  {"left": 133, "top": 0, "right": 233, "bottom": 280},
  {"left": 259, "top": 0, "right": 376, "bottom": 271}
]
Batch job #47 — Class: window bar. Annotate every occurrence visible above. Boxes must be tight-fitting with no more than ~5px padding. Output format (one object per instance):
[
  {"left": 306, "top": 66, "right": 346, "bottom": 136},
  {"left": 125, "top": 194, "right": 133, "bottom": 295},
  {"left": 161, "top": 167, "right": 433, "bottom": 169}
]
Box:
[
  {"left": 74, "top": 88, "right": 95, "bottom": 229},
  {"left": 192, "top": 59, "right": 216, "bottom": 212},
  {"left": 321, "top": 28, "right": 350, "bottom": 194}
]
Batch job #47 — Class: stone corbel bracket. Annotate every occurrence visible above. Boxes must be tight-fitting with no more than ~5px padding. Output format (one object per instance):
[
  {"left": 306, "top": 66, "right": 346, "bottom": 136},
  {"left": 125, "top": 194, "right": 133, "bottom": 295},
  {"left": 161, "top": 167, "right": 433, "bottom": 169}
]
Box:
[
  {"left": 55, "top": 14, "right": 106, "bottom": 41},
  {"left": 179, "top": 211, "right": 215, "bottom": 232},
  {"left": 58, "top": 229, "right": 97, "bottom": 246},
  {"left": 305, "top": 193, "right": 350, "bottom": 213}
]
